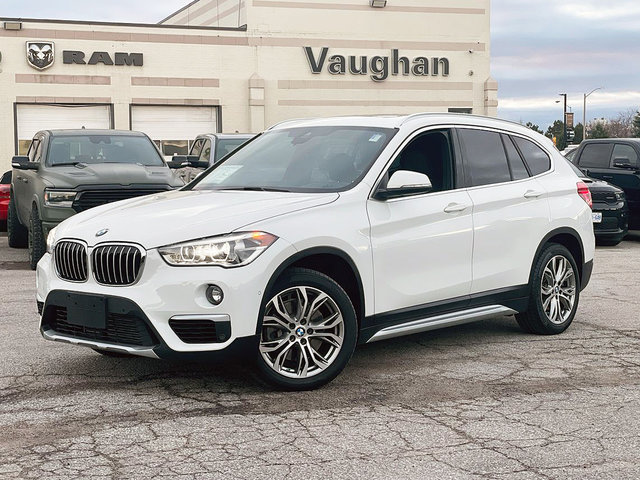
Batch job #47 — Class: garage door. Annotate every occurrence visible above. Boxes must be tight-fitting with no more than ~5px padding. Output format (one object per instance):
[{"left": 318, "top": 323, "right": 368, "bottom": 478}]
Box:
[
  {"left": 131, "top": 106, "right": 218, "bottom": 158},
  {"left": 16, "top": 104, "right": 112, "bottom": 154}
]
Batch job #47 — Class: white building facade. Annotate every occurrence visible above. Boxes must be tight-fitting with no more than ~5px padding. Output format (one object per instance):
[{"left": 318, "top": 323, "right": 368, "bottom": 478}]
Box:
[{"left": 0, "top": 0, "right": 496, "bottom": 169}]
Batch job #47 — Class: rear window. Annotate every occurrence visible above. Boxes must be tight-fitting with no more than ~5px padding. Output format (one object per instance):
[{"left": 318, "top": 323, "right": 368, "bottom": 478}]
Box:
[
  {"left": 458, "top": 129, "right": 511, "bottom": 187},
  {"left": 48, "top": 135, "right": 164, "bottom": 167},
  {"left": 215, "top": 138, "right": 251, "bottom": 162},
  {"left": 578, "top": 143, "right": 612, "bottom": 169},
  {"left": 1, "top": 171, "right": 11, "bottom": 184},
  {"left": 513, "top": 137, "right": 551, "bottom": 176}
]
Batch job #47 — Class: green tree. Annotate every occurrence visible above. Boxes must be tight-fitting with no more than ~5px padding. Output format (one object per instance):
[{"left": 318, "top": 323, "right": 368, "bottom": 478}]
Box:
[
  {"left": 573, "top": 123, "right": 584, "bottom": 144},
  {"left": 633, "top": 111, "right": 640, "bottom": 138},
  {"left": 545, "top": 120, "right": 566, "bottom": 150},
  {"left": 525, "top": 122, "right": 543, "bottom": 134},
  {"left": 589, "top": 122, "right": 609, "bottom": 139}
]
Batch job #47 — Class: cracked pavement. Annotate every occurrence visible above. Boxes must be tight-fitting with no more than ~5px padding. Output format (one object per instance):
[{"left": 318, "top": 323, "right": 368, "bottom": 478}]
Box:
[{"left": 1, "top": 232, "right": 639, "bottom": 479}]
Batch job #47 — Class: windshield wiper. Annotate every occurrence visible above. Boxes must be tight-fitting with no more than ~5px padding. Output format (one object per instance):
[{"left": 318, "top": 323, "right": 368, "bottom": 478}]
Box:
[{"left": 216, "top": 186, "right": 291, "bottom": 192}]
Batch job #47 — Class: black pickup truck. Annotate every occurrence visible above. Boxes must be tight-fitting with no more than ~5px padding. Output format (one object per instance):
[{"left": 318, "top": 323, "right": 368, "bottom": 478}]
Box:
[{"left": 570, "top": 138, "right": 640, "bottom": 230}]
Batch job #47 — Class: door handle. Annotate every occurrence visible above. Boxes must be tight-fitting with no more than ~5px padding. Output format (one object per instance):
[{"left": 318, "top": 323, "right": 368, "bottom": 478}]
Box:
[
  {"left": 21, "top": 177, "right": 29, "bottom": 183},
  {"left": 443, "top": 203, "right": 468, "bottom": 213},
  {"left": 523, "top": 190, "right": 544, "bottom": 199}
]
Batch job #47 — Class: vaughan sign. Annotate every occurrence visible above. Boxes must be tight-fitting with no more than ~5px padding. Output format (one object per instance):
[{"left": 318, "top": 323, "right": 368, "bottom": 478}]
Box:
[{"left": 304, "top": 47, "right": 450, "bottom": 82}]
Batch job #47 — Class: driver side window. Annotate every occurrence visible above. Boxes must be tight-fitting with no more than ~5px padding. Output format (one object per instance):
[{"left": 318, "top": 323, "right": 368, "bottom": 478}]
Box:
[
  {"left": 386, "top": 129, "right": 455, "bottom": 193},
  {"left": 27, "top": 139, "right": 41, "bottom": 163}
]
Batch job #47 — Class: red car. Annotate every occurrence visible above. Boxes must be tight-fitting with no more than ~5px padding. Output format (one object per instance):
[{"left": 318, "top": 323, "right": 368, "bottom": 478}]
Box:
[{"left": 0, "top": 171, "right": 10, "bottom": 229}]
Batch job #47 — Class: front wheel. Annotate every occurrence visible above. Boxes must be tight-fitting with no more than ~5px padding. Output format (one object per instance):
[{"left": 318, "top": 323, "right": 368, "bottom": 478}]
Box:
[
  {"left": 255, "top": 268, "right": 357, "bottom": 390},
  {"left": 516, "top": 244, "right": 580, "bottom": 335},
  {"left": 7, "top": 195, "right": 28, "bottom": 248},
  {"left": 28, "top": 207, "right": 47, "bottom": 270}
]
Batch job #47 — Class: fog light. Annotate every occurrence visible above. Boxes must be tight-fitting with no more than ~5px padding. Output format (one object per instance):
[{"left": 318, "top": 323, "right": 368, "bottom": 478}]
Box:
[{"left": 206, "top": 284, "right": 224, "bottom": 305}]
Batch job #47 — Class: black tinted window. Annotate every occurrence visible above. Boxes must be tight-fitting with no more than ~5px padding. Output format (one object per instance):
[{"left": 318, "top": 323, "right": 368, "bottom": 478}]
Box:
[
  {"left": 0, "top": 171, "right": 11, "bottom": 184},
  {"left": 579, "top": 143, "right": 612, "bottom": 169},
  {"left": 459, "top": 129, "right": 511, "bottom": 187},
  {"left": 612, "top": 144, "right": 638, "bottom": 166},
  {"left": 502, "top": 135, "right": 529, "bottom": 180},
  {"left": 513, "top": 137, "right": 551, "bottom": 175}
]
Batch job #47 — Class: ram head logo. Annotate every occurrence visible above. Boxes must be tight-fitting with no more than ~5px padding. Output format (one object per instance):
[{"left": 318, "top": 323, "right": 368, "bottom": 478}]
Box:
[{"left": 26, "top": 41, "right": 55, "bottom": 70}]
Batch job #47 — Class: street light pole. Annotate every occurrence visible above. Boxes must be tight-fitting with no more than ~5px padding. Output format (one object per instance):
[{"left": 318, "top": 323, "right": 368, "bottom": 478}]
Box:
[
  {"left": 559, "top": 93, "right": 567, "bottom": 149},
  {"left": 583, "top": 87, "right": 603, "bottom": 140}
]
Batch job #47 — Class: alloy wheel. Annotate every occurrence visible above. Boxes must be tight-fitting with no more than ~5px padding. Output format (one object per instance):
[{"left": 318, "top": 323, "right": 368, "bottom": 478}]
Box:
[
  {"left": 540, "top": 255, "right": 576, "bottom": 324},
  {"left": 260, "top": 286, "right": 345, "bottom": 379}
]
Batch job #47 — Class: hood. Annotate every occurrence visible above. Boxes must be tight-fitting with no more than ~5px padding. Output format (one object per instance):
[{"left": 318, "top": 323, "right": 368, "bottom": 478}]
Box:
[
  {"left": 55, "top": 189, "right": 339, "bottom": 248},
  {"left": 44, "top": 163, "right": 184, "bottom": 189}
]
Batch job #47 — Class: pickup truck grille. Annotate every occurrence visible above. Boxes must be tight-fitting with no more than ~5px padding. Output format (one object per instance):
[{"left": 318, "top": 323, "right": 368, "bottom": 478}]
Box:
[
  {"left": 72, "top": 189, "right": 168, "bottom": 212},
  {"left": 54, "top": 241, "right": 89, "bottom": 282},
  {"left": 92, "top": 244, "right": 145, "bottom": 286},
  {"left": 591, "top": 191, "right": 618, "bottom": 204}
]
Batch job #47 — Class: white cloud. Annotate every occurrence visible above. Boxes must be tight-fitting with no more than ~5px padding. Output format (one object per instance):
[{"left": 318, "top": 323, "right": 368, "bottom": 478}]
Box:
[{"left": 500, "top": 90, "right": 640, "bottom": 111}]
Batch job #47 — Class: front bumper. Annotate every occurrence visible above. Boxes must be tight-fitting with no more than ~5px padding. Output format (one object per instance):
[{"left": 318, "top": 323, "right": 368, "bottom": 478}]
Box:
[
  {"left": 592, "top": 201, "right": 628, "bottom": 240},
  {"left": 37, "top": 239, "right": 296, "bottom": 356}
]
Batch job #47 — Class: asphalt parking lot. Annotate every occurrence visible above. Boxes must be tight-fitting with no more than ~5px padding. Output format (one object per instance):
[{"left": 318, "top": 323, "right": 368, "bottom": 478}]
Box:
[{"left": 1, "top": 233, "right": 639, "bottom": 479}]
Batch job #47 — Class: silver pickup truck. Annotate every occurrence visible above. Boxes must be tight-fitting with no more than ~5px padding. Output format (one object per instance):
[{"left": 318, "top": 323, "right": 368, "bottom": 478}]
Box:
[{"left": 8, "top": 129, "right": 184, "bottom": 269}]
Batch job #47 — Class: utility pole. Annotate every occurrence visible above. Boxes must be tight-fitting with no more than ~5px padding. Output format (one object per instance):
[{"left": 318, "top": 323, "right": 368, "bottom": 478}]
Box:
[
  {"left": 559, "top": 93, "right": 567, "bottom": 149},
  {"left": 583, "top": 87, "right": 603, "bottom": 140}
]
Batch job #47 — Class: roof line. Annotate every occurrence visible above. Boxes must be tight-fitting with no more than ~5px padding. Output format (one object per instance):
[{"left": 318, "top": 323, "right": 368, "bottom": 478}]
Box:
[
  {"left": 0, "top": 16, "right": 247, "bottom": 32},
  {"left": 157, "top": 0, "right": 201, "bottom": 24}
]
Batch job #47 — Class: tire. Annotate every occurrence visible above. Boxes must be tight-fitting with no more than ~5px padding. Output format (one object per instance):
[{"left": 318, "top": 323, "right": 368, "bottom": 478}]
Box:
[
  {"left": 92, "top": 348, "right": 133, "bottom": 358},
  {"left": 28, "top": 206, "right": 47, "bottom": 270},
  {"left": 516, "top": 244, "right": 580, "bottom": 335},
  {"left": 255, "top": 267, "right": 358, "bottom": 391},
  {"left": 7, "top": 195, "right": 28, "bottom": 248}
]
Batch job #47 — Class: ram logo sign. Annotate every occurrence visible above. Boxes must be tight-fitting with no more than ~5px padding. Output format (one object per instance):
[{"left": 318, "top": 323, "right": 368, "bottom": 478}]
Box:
[{"left": 26, "top": 41, "right": 55, "bottom": 70}]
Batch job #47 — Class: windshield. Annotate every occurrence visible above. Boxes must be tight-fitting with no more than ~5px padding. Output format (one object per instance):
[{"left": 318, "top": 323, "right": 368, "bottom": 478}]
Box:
[
  {"left": 214, "top": 137, "right": 252, "bottom": 163},
  {"left": 193, "top": 126, "right": 396, "bottom": 192},
  {"left": 48, "top": 135, "right": 164, "bottom": 166}
]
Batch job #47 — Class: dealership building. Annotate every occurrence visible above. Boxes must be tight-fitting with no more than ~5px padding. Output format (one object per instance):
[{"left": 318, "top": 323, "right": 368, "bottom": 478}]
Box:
[{"left": 0, "top": 0, "right": 495, "bottom": 168}]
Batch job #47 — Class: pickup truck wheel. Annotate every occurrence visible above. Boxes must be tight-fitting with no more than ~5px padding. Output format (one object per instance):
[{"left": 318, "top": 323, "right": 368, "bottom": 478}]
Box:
[
  {"left": 28, "top": 207, "right": 46, "bottom": 270},
  {"left": 255, "top": 268, "right": 357, "bottom": 391},
  {"left": 7, "top": 195, "right": 28, "bottom": 248},
  {"left": 516, "top": 244, "right": 580, "bottom": 335}
]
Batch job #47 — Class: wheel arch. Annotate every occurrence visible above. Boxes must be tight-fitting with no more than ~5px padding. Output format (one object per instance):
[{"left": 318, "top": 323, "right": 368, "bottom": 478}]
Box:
[
  {"left": 532, "top": 227, "right": 585, "bottom": 284},
  {"left": 256, "top": 247, "right": 366, "bottom": 335}
]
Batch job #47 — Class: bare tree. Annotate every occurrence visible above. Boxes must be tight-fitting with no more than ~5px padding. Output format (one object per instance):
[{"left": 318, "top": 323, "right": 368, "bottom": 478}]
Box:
[{"left": 607, "top": 108, "right": 636, "bottom": 138}]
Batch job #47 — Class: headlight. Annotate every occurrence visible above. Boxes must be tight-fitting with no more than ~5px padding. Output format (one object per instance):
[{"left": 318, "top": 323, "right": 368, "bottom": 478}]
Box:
[
  {"left": 44, "top": 190, "right": 77, "bottom": 208},
  {"left": 159, "top": 231, "right": 278, "bottom": 267},
  {"left": 46, "top": 226, "right": 58, "bottom": 254},
  {"left": 615, "top": 191, "right": 625, "bottom": 201}
]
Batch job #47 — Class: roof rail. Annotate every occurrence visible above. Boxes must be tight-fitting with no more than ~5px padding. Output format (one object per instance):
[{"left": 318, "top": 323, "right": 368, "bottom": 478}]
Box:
[{"left": 399, "top": 112, "right": 529, "bottom": 130}]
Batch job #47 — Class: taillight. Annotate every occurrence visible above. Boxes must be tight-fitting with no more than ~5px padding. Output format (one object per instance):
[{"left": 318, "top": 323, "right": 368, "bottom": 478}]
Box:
[
  {"left": 0, "top": 186, "right": 10, "bottom": 200},
  {"left": 577, "top": 181, "right": 592, "bottom": 209}
]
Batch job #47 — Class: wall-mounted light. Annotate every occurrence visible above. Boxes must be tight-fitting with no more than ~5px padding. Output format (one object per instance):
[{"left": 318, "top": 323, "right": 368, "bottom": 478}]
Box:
[
  {"left": 370, "top": 0, "right": 387, "bottom": 8},
  {"left": 4, "top": 21, "right": 22, "bottom": 31}
]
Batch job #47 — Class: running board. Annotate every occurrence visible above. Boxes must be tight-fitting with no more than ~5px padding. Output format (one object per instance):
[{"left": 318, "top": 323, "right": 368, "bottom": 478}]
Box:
[{"left": 366, "top": 305, "right": 517, "bottom": 343}]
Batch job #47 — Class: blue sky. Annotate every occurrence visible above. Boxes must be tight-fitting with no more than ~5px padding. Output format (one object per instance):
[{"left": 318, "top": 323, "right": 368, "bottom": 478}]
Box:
[{"left": 2, "top": 0, "right": 639, "bottom": 130}]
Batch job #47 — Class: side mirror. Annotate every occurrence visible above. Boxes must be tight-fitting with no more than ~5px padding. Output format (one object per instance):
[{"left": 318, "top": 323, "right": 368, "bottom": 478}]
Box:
[
  {"left": 167, "top": 160, "right": 188, "bottom": 169},
  {"left": 189, "top": 160, "right": 210, "bottom": 169},
  {"left": 613, "top": 158, "right": 635, "bottom": 169},
  {"left": 375, "top": 170, "right": 433, "bottom": 200},
  {"left": 12, "top": 156, "right": 38, "bottom": 170}
]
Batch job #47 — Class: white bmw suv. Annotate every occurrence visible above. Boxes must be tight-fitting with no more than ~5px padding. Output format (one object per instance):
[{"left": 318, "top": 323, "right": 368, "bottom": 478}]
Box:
[{"left": 37, "top": 114, "right": 595, "bottom": 390}]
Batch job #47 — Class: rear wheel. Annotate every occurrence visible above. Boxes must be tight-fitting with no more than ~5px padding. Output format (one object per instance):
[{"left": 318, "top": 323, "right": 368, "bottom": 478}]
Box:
[
  {"left": 255, "top": 268, "right": 357, "bottom": 390},
  {"left": 28, "top": 207, "right": 46, "bottom": 270},
  {"left": 516, "top": 244, "right": 580, "bottom": 335},
  {"left": 7, "top": 195, "right": 28, "bottom": 248}
]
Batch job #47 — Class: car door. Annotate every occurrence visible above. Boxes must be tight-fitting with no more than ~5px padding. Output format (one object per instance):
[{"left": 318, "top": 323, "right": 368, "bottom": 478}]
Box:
[
  {"left": 457, "top": 128, "right": 551, "bottom": 294},
  {"left": 13, "top": 137, "right": 41, "bottom": 223},
  {"left": 367, "top": 128, "right": 474, "bottom": 316},
  {"left": 607, "top": 143, "right": 640, "bottom": 225}
]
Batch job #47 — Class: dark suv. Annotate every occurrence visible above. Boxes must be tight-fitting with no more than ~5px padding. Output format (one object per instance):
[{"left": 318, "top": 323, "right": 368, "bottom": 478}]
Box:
[
  {"left": 571, "top": 139, "right": 640, "bottom": 229},
  {"left": 8, "top": 130, "right": 184, "bottom": 269}
]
